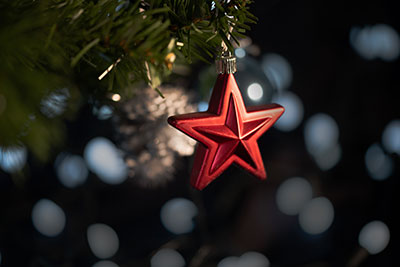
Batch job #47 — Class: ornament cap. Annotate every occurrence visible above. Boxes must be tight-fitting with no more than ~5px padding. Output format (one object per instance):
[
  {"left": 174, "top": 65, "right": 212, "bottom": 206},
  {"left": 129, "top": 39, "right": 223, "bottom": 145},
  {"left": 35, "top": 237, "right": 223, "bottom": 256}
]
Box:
[{"left": 215, "top": 52, "right": 237, "bottom": 74}]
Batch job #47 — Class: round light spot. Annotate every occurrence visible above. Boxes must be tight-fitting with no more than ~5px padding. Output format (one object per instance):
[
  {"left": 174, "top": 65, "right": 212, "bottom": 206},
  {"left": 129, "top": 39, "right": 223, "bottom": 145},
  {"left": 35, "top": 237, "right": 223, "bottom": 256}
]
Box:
[
  {"left": 55, "top": 153, "right": 88, "bottom": 188},
  {"left": 84, "top": 137, "right": 127, "bottom": 184},
  {"left": 350, "top": 24, "right": 400, "bottom": 61},
  {"left": 161, "top": 198, "right": 198, "bottom": 235},
  {"left": 93, "top": 105, "right": 114, "bottom": 120},
  {"left": 92, "top": 260, "right": 119, "bottom": 267},
  {"left": 111, "top": 94, "right": 121, "bottom": 102},
  {"left": 359, "top": 221, "right": 390, "bottom": 255},
  {"left": 273, "top": 92, "right": 304, "bottom": 132},
  {"left": 239, "top": 252, "right": 270, "bottom": 267},
  {"left": 382, "top": 119, "right": 400, "bottom": 155},
  {"left": 304, "top": 113, "right": 339, "bottom": 155},
  {"left": 261, "top": 53, "right": 292, "bottom": 91},
  {"left": 0, "top": 146, "right": 27, "bottom": 173},
  {"left": 40, "top": 88, "right": 70, "bottom": 118},
  {"left": 299, "top": 197, "right": 334, "bottom": 235},
  {"left": 87, "top": 224, "right": 119, "bottom": 259},
  {"left": 235, "top": 48, "right": 246, "bottom": 58},
  {"left": 247, "top": 83, "right": 263, "bottom": 101},
  {"left": 218, "top": 256, "right": 240, "bottom": 267},
  {"left": 313, "top": 143, "right": 342, "bottom": 171},
  {"left": 365, "top": 143, "right": 393, "bottom": 181},
  {"left": 198, "top": 101, "right": 209, "bottom": 112},
  {"left": 151, "top": 248, "right": 185, "bottom": 267},
  {"left": 218, "top": 252, "right": 270, "bottom": 267},
  {"left": 32, "top": 199, "right": 66, "bottom": 237},
  {"left": 276, "top": 177, "right": 313, "bottom": 216}
]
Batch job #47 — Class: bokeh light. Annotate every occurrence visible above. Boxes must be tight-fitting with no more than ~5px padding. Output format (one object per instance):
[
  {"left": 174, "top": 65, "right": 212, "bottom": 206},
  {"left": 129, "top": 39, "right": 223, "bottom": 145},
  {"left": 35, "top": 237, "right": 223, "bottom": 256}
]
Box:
[
  {"left": 261, "top": 53, "right": 292, "bottom": 91},
  {"left": 299, "top": 197, "right": 334, "bottom": 235},
  {"left": 235, "top": 48, "right": 246, "bottom": 58},
  {"left": 160, "top": 198, "right": 198, "bottom": 235},
  {"left": 313, "top": 143, "right": 342, "bottom": 171},
  {"left": 31, "top": 199, "right": 66, "bottom": 237},
  {"left": 247, "top": 83, "right": 263, "bottom": 101},
  {"left": 365, "top": 143, "right": 393, "bottom": 181},
  {"left": 87, "top": 224, "right": 119, "bottom": 259},
  {"left": 218, "top": 252, "right": 270, "bottom": 267},
  {"left": 198, "top": 101, "right": 209, "bottom": 112},
  {"left": 235, "top": 57, "right": 275, "bottom": 105},
  {"left": 40, "top": 88, "right": 70, "bottom": 118},
  {"left": 218, "top": 256, "right": 239, "bottom": 267},
  {"left": 273, "top": 92, "right": 304, "bottom": 132},
  {"left": 92, "top": 261, "right": 119, "bottom": 267},
  {"left": 84, "top": 137, "right": 127, "bottom": 184},
  {"left": 358, "top": 221, "right": 390, "bottom": 255},
  {"left": 276, "top": 177, "right": 313, "bottom": 216},
  {"left": 382, "top": 119, "right": 400, "bottom": 155},
  {"left": 151, "top": 248, "right": 185, "bottom": 267},
  {"left": 304, "top": 113, "right": 342, "bottom": 170},
  {"left": 0, "top": 146, "right": 27, "bottom": 173},
  {"left": 304, "top": 113, "right": 339, "bottom": 155},
  {"left": 111, "top": 94, "right": 121, "bottom": 102},
  {"left": 350, "top": 24, "right": 400, "bottom": 61},
  {"left": 55, "top": 153, "right": 88, "bottom": 188},
  {"left": 93, "top": 105, "right": 114, "bottom": 120}
]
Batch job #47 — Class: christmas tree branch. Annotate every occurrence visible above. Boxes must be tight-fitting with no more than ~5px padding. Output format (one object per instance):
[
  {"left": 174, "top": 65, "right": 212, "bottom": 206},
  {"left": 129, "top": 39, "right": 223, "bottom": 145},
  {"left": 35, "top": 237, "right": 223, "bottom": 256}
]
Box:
[{"left": 0, "top": 0, "right": 256, "bottom": 158}]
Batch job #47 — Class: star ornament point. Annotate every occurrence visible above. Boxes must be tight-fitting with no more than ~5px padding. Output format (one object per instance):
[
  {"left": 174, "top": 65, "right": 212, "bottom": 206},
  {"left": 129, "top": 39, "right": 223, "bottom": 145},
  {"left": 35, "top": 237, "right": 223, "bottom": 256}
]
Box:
[{"left": 168, "top": 74, "right": 284, "bottom": 190}]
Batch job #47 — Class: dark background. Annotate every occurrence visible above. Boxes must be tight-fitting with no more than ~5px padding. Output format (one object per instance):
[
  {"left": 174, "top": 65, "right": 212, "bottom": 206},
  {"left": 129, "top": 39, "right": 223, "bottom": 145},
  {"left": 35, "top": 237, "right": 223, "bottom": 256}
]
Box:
[{"left": 1, "top": 0, "right": 398, "bottom": 266}]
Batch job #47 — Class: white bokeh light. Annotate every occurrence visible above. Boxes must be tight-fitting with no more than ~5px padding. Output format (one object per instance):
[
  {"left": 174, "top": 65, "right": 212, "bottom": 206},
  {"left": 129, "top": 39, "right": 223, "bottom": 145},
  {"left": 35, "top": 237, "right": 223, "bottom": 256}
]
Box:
[
  {"left": 350, "top": 24, "right": 400, "bottom": 61},
  {"left": 160, "top": 198, "right": 198, "bottom": 235},
  {"left": 84, "top": 137, "right": 127, "bottom": 184},
  {"left": 93, "top": 105, "right": 114, "bottom": 120},
  {"left": 198, "top": 101, "right": 209, "bottom": 112},
  {"left": 276, "top": 177, "right": 313, "bottom": 216},
  {"left": 261, "top": 53, "right": 292, "bottom": 91},
  {"left": 218, "top": 256, "right": 239, "bottom": 267},
  {"left": 151, "top": 248, "right": 185, "bottom": 267},
  {"left": 247, "top": 83, "right": 263, "bottom": 101},
  {"left": 55, "top": 153, "right": 88, "bottom": 188},
  {"left": 299, "top": 197, "right": 334, "bottom": 235},
  {"left": 382, "top": 119, "right": 400, "bottom": 155},
  {"left": 365, "top": 143, "right": 393, "bottom": 181},
  {"left": 40, "top": 88, "right": 70, "bottom": 118},
  {"left": 273, "top": 92, "right": 304, "bottom": 132},
  {"left": 92, "top": 260, "right": 119, "bottom": 267},
  {"left": 32, "top": 199, "right": 66, "bottom": 237},
  {"left": 359, "top": 221, "right": 390, "bottom": 255},
  {"left": 304, "top": 113, "right": 339, "bottom": 155},
  {"left": 235, "top": 48, "right": 246, "bottom": 58},
  {"left": 313, "top": 143, "right": 342, "bottom": 171},
  {"left": 87, "top": 223, "right": 119, "bottom": 259},
  {"left": 0, "top": 146, "right": 27, "bottom": 173},
  {"left": 218, "top": 252, "right": 270, "bottom": 267}
]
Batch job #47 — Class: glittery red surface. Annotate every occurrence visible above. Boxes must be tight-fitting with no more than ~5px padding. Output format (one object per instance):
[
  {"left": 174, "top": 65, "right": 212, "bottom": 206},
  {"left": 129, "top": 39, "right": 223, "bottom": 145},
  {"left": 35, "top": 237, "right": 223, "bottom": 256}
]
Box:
[{"left": 168, "top": 74, "right": 285, "bottom": 190}]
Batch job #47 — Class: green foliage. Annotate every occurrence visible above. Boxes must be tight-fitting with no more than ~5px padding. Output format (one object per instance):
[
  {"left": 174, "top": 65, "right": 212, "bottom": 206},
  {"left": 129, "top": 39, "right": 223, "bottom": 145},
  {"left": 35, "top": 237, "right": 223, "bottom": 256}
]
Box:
[{"left": 0, "top": 0, "right": 256, "bottom": 159}]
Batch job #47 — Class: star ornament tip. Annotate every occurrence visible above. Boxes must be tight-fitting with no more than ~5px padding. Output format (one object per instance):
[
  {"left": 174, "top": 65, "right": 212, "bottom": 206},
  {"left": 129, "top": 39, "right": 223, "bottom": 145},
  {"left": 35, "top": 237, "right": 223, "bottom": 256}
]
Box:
[{"left": 168, "top": 74, "right": 284, "bottom": 190}]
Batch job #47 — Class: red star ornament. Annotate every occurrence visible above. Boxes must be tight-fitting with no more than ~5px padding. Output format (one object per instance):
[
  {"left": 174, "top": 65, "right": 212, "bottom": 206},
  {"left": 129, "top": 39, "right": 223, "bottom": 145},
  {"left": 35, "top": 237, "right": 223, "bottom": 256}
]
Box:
[{"left": 168, "top": 73, "right": 285, "bottom": 190}]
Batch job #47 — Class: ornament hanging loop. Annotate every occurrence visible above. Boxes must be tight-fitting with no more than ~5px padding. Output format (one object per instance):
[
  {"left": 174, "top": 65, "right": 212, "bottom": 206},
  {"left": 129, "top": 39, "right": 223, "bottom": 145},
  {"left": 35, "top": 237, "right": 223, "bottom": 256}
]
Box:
[
  {"left": 215, "top": 24, "right": 236, "bottom": 74},
  {"left": 215, "top": 50, "right": 236, "bottom": 74}
]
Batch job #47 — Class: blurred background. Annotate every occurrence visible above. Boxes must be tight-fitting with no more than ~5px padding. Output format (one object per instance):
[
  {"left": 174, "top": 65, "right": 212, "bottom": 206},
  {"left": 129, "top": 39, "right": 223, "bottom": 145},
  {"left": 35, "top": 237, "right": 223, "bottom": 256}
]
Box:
[{"left": 0, "top": 0, "right": 398, "bottom": 266}]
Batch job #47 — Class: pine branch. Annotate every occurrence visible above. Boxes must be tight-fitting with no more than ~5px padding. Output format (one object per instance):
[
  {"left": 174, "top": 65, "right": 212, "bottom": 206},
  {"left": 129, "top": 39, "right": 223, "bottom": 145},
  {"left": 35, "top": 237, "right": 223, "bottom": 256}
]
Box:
[{"left": 0, "top": 0, "right": 257, "bottom": 159}]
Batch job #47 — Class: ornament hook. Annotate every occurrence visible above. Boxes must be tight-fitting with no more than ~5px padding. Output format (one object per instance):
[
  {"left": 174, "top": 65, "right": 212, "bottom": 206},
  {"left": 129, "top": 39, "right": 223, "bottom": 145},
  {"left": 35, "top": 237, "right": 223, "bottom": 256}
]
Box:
[{"left": 215, "top": 25, "right": 236, "bottom": 74}]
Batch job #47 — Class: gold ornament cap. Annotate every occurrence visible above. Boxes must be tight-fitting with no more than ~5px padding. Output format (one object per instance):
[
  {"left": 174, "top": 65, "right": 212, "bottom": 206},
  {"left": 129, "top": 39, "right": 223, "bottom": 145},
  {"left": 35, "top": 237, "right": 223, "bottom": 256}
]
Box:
[{"left": 215, "top": 51, "right": 237, "bottom": 74}]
